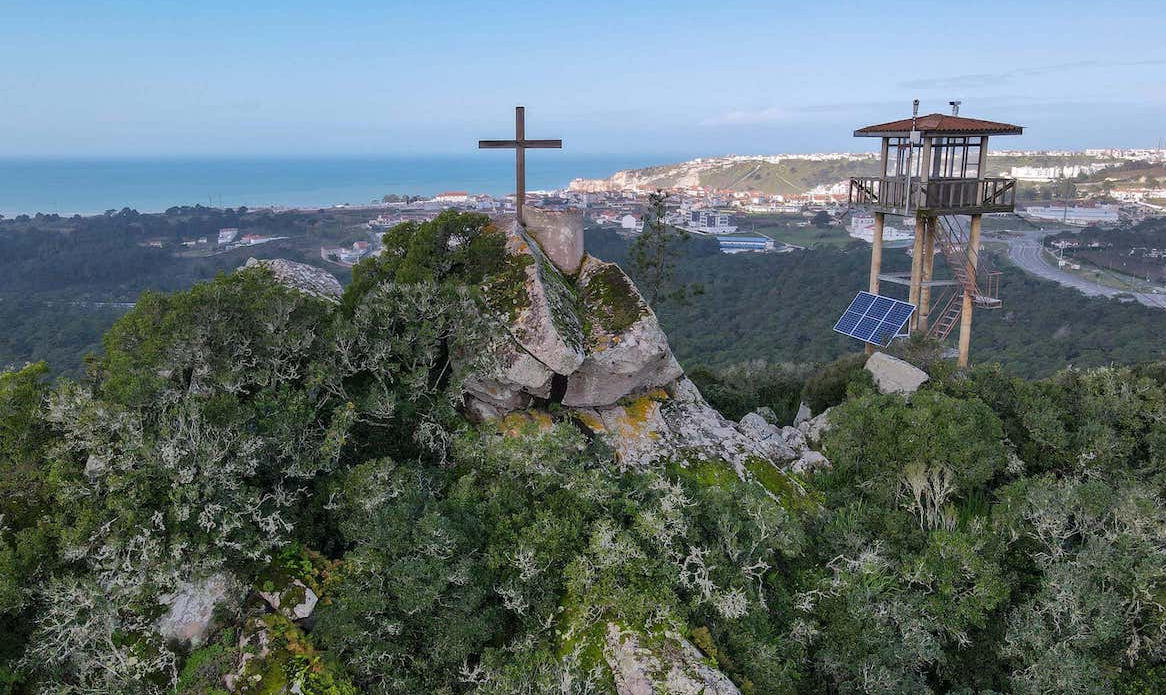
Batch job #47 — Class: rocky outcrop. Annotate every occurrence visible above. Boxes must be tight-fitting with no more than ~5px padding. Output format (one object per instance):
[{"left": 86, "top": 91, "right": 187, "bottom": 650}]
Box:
[
  {"left": 463, "top": 339, "right": 554, "bottom": 419},
  {"left": 794, "top": 402, "right": 812, "bottom": 426},
  {"left": 258, "top": 579, "right": 318, "bottom": 621},
  {"left": 865, "top": 351, "right": 929, "bottom": 395},
  {"left": 797, "top": 408, "right": 833, "bottom": 449},
  {"left": 156, "top": 572, "right": 242, "bottom": 648},
  {"left": 604, "top": 623, "right": 740, "bottom": 695},
  {"left": 576, "top": 379, "right": 799, "bottom": 472},
  {"left": 243, "top": 258, "right": 342, "bottom": 302},
  {"left": 563, "top": 256, "right": 683, "bottom": 408},
  {"left": 472, "top": 219, "right": 684, "bottom": 416},
  {"left": 741, "top": 409, "right": 832, "bottom": 474},
  {"left": 463, "top": 215, "right": 812, "bottom": 478}
]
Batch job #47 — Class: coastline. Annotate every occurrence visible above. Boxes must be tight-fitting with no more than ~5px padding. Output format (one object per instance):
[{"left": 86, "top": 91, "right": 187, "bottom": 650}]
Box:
[{"left": 0, "top": 153, "right": 685, "bottom": 217}]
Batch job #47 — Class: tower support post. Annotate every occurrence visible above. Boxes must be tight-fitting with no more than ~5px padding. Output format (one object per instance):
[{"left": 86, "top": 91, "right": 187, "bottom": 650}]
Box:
[
  {"left": 908, "top": 214, "right": 926, "bottom": 330},
  {"left": 866, "top": 212, "right": 886, "bottom": 355},
  {"left": 957, "top": 214, "right": 983, "bottom": 367},
  {"left": 919, "top": 218, "right": 936, "bottom": 332}
]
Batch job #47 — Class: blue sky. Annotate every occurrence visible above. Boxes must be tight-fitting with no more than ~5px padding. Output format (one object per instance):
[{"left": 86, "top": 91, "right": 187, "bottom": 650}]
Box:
[{"left": 2, "top": 0, "right": 1164, "bottom": 157}]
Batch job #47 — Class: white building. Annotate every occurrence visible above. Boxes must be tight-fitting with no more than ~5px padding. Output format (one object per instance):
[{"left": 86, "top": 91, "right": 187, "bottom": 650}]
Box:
[
  {"left": 1009, "top": 165, "right": 1103, "bottom": 182},
  {"left": 717, "top": 236, "right": 775, "bottom": 254},
  {"left": 620, "top": 214, "right": 643, "bottom": 232},
  {"left": 1112, "top": 188, "right": 1166, "bottom": 202},
  {"left": 1022, "top": 205, "right": 1120, "bottom": 226},
  {"left": 847, "top": 214, "right": 914, "bottom": 243},
  {"left": 679, "top": 209, "right": 737, "bottom": 235},
  {"left": 218, "top": 228, "right": 239, "bottom": 244}
]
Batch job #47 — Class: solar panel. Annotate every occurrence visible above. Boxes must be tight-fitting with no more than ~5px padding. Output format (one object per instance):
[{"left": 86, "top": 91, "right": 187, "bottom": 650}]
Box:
[{"left": 832, "top": 291, "right": 916, "bottom": 347}]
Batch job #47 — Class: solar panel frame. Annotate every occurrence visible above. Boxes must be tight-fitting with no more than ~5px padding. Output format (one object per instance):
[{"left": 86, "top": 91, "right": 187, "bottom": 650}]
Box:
[{"left": 832, "top": 291, "right": 916, "bottom": 347}]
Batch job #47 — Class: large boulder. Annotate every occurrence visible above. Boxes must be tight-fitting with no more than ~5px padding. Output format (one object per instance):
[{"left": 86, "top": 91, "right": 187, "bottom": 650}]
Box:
[
  {"left": 603, "top": 623, "right": 740, "bottom": 695},
  {"left": 484, "top": 222, "right": 585, "bottom": 376},
  {"left": 155, "top": 572, "right": 242, "bottom": 648},
  {"left": 522, "top": 207, "right": 584, "bottom": 275},
  {"left": 793, "top": 402, "right": 812, "bottom": 426},
  {"left": 563, "top": 256, "right": 683, "bottom": 408},
  {"left": 792, "top": 449, "right": 830, "bottom": 474},
  {"left": 243, "top": 258, "right": 342, "bottom": 302},
  {"left": 797, "top": 407, "right": 833, "bottom": 448},
  {"left": 865, "top": 351, "right": 929, "bottom": 395},
  {"left": 462, "top": 338, "right": 554, "bottom": 421}
]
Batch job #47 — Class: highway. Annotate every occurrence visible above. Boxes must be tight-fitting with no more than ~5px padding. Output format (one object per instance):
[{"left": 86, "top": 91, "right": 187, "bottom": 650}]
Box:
[{"left": 993, "top": 228, "right": 1166, "bottom": 310}]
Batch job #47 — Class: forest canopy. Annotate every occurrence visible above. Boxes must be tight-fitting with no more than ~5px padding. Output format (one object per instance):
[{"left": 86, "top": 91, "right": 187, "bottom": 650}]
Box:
[{"left": 1, "top": 212, "right": 1165, "bottom": 694}]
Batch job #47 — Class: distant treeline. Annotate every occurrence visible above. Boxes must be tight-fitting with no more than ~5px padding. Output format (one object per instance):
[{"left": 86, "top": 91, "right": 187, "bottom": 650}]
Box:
[
  {"left": 3, "top": 209, "right": 1164, "bottom": 381},
  {"left": 0, "top": 206, "right": 352, "bottom": 377},
  {"left": 585, "top": 226, "right": 1166, "bottom": 378},
  {"left": 0, "top": 206, "right": 339, "bottom": 299},
  {"left": 1047, "top": 218, "right": 1166, "bottom": 282}
]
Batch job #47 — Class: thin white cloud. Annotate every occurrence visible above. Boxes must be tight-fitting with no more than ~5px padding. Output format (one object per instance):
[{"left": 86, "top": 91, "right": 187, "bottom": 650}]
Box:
[
  {"left": 700, "top": 99, "right": 900, "bottom": 127},
  {"left": 899, "top": 59, "right": 1166, "bottom": 90},
  {"left": 700, "top": 107, "right": 789, "bottom": 126}
]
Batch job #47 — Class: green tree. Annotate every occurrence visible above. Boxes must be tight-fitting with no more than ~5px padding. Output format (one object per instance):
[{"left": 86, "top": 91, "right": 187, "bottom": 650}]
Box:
[{"left": 629, "top": 191, "right": 702, "bottom": 307}]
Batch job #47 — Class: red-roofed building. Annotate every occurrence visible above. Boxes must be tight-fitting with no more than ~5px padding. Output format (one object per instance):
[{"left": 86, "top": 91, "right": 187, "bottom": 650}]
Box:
[{"left": 854, "top": 113, "right": 1023, "bottom": 137}]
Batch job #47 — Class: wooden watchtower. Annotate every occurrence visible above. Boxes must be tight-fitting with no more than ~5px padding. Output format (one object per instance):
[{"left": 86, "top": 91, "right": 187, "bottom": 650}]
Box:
[{"left": 849, "top": 102, "right": 1023, "bottom": 366}]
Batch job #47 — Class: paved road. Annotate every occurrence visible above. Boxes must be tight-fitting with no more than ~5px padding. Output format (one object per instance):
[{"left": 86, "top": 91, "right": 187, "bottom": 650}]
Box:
[{"left": 993, "top": 228, "right": 1166, "bottom": 310}]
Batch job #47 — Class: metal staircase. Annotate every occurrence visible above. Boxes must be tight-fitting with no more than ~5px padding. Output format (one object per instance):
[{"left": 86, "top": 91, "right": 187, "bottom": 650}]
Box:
[{"left": 926, "top": 215, "right": 1002, "bottom": 341}]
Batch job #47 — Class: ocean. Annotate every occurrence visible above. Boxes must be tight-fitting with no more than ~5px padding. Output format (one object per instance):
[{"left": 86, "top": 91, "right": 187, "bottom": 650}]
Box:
[{"left": 0, "top": 153, "right": 680, "bottom": 217}]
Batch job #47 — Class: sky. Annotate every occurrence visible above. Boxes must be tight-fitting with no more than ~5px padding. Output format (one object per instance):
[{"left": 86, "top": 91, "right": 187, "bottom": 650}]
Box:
[{"left": 2, "top": 0, "right": 1165, "bottom": 158}]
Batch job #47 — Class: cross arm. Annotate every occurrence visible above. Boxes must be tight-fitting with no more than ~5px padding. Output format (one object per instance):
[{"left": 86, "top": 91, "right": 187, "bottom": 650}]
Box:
[{"left": 478, "top": 139, "right": 563, "bottom": 149}]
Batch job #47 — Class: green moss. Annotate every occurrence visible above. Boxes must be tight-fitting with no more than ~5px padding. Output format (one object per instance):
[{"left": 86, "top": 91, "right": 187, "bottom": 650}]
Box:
[
  {"left": 582, "top": 263, "right": 646, "bottom": 335},
  {"left": 255, "top": 543, "right": 337, "bottom": 602},
  {"left": 666, "top": 458, "right": 738, "bottom": 489},
  {"left": 743, "top": 457, "right": 820, "bottom": 514},
  {"left": 483, "top": 253, "right": 534, "bottom": 323}
]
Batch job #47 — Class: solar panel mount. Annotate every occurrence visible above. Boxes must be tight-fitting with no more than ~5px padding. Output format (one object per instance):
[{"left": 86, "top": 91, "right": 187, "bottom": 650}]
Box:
[{"left": 832, "top": 291, "right": 915, "bottom": 347}]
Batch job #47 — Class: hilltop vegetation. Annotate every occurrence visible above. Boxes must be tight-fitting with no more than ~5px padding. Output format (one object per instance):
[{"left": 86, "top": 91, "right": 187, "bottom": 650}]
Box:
[{"left": 2, "top": 212, "right": 1166, "bottom": 694}]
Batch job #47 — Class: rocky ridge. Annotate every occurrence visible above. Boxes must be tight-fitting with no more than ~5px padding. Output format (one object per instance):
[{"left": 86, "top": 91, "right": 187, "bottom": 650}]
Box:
[
  {"left": 461, "top": 211, "right": 830, "bottom": 477},
  {"left": 242, "top": 214, "right": 833, "bottom": 479}
]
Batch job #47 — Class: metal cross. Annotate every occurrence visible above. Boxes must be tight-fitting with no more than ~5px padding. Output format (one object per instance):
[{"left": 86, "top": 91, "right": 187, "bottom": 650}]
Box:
[{"left": 479, "top": 106, "right": 562, "bottom": 224}]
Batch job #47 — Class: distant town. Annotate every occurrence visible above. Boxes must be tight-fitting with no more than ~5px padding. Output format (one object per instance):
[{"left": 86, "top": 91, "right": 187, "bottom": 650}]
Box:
[
  {"left": 303, "top": 147, "right": 1166, "bottom": 263},
  {"left": 117, "top": 147, "right": 1166, "bottom": 267}
]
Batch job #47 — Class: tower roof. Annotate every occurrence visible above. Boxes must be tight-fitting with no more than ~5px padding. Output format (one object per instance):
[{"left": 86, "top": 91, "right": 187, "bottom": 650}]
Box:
[{"left": 854, "top": 113, "right": 1023, "bottom": 137}]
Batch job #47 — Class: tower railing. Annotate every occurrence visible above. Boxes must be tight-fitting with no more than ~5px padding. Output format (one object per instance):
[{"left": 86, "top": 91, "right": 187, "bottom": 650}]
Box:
[{"left": 849, "top": 176, "right": 1016, "bottom": 215}]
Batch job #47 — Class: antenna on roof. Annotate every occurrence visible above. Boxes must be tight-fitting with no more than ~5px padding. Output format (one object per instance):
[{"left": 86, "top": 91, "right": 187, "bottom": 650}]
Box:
[{"left": 949, "top": 100, "right": 961, "bottom": 116}]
